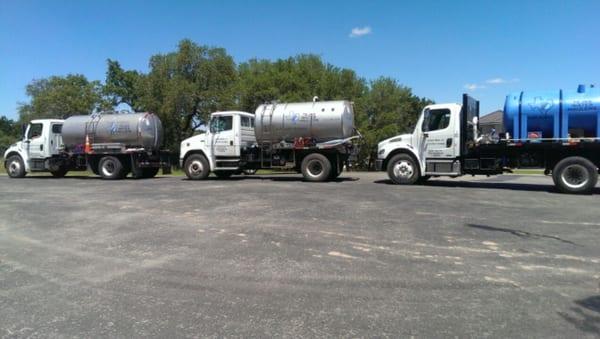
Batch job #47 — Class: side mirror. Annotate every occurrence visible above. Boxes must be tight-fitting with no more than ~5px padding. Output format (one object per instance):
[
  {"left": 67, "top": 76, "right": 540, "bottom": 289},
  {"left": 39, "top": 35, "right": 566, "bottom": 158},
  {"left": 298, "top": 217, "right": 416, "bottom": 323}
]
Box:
[{"left": 21, "top": 123, "right": 27, "bottom": 138}]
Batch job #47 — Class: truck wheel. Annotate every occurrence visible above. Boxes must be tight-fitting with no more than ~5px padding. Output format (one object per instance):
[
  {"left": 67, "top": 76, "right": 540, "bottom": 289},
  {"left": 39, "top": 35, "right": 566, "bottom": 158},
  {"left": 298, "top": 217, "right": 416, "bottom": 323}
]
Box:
[
  {"left": 6, "top": 155, "right": 26, "bottom": 178},
  {"left": 98, "top": 156, "right": 125, "bottom": 180},
  {"left": 387, "top": 153, "right": 420, "bottom": 185},
  {"left": 243, "top": 169, "right": 257, "bottom": 175},
  {"left": 143, "top": 167, "right": 159, "bottom": 178},
  {"left": 552, "top": 157, "right": 598, "bottom": 194},
  {"left": 184, "top": 154, "right": 210, "bottom": 180},
  {"left": 301, "top": 153, "right": 331, "bottom": 182},
  {"left": 50, "top": 167, "right": 68, "bottom": 178}
]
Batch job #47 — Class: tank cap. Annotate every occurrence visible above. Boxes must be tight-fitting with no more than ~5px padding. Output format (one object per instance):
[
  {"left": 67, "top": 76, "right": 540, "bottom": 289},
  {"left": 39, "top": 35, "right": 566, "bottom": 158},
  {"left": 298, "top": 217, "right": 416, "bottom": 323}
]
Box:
[{"left": 577, "top": 84, "right": 586, "bottom": 93}]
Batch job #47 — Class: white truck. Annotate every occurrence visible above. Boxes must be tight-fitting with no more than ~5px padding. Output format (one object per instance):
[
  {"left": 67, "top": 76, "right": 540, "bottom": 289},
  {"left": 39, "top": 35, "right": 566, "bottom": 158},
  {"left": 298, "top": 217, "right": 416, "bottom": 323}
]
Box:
[
  {"left": 375, "top": 94, "right": 600, "bottom": 194},
  {"left": 179, "top": 100, "right": 360, "bottom": 182},
  {"left": 4, "top": 113, "right": 170, "bottom": 179}
]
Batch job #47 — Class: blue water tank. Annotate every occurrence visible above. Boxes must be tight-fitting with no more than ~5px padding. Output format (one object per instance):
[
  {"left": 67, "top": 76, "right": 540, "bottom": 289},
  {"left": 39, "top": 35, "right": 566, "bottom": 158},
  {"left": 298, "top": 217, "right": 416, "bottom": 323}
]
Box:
[{"left": 503, "top": 85, "right": 600, "bottom": 140}]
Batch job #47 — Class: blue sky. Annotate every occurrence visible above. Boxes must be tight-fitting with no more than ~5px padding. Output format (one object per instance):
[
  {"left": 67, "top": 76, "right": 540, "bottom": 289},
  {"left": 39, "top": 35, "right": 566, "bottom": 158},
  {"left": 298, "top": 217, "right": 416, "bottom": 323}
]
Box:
[{"left": 1, "top": 0, "right": 599, "bottom": 120}]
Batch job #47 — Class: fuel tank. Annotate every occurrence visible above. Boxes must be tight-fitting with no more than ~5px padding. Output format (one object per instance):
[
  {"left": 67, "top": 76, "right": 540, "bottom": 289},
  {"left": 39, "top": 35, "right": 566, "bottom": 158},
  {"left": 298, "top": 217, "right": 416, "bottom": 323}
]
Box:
[
  {"left": 504, "top": 85, "right": 600, "bottom": 140},
  {"left": 254, "top": 100, "right": 354, "bottom": 143},
  {"left": 61, "top": 113, "right": 163, "bottom": 151}
]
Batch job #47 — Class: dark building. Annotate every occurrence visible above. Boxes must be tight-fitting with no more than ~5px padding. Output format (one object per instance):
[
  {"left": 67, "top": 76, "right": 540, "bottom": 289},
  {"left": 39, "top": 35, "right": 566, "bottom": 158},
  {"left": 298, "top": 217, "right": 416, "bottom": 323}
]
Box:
[{"left": 479, "top": 110, "right": 504, "bottom": 134}]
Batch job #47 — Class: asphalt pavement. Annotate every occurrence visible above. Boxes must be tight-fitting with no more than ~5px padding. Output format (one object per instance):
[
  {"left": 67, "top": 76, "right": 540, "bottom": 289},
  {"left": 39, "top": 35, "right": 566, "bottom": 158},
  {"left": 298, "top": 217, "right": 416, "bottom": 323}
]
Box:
[{"left": 0, "top": 172, "right": 599, "bottom": 338}]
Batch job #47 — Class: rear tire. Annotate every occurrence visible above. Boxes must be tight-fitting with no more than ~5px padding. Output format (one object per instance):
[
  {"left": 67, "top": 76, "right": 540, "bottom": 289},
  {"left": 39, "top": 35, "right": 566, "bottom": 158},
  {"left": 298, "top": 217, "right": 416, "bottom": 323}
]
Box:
[
  {"left": 301, "top": 153, "right": 331, "bottom": 182},
  {"left": 184, "top": 154, "right": 210, "bottom": 180},
  {"left": 50, "top": 167, "right": 68, "bottom": 178},
  {"left": 552, "top": 156, "right": 597, "bottom": 194},
  {"left": 98, "top": 156, "right": 125, "bottom": 180},
  {"left": 6, "top": 155, "right": 26, "bottom": 178},
  {"left": 387, "top": 153, "right": 420, "bottom": 185}
]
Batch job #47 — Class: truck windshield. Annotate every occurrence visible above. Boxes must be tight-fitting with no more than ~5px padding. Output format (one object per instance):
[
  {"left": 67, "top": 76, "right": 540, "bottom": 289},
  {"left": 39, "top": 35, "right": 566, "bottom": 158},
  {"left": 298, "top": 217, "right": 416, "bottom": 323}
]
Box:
[{"left": 210, "top": 116, "right": 233, "bottom": 133}]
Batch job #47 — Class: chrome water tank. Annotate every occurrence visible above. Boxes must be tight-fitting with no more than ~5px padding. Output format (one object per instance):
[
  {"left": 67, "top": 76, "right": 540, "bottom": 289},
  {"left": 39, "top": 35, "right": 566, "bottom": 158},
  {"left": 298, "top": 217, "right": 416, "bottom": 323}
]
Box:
[
  {"left": 61, "top": 113, "right": 163, "bottom": 151},
  {"left": 254, "top": 100, "right": 354, "bottom": 143}
]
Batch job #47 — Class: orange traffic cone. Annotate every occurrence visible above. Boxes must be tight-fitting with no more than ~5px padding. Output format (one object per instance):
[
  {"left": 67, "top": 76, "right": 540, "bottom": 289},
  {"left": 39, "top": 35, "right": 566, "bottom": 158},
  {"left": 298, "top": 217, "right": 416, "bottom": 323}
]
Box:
[{"left": 84, "top": 135, "right": 92, "bottom": 154}]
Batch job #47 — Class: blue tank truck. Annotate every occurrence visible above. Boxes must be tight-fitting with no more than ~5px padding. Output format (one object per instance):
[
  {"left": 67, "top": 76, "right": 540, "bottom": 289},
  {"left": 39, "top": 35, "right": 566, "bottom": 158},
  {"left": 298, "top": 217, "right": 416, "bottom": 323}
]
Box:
[{"left": 375, "top": 84, "right": 600, "bottom": 194}]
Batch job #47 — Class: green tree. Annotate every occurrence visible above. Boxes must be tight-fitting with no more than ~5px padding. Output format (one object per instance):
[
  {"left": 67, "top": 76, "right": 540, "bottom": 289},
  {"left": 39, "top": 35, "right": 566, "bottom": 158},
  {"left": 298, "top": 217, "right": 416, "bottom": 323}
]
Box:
[
  {"left": 237, "top": 55, "right": 367, "bottom": 112},
  {"left": 18, "top": 74, "right": 107, "bottom": 122},
  {"left": 0, "top": 116, "right": 21, "bottom": 154},
  {"left": 104, "top": 39, "right": 238, "bottom": 151},
  {"left": 356, "top": 77, "right": 433, "bottom": 169}
]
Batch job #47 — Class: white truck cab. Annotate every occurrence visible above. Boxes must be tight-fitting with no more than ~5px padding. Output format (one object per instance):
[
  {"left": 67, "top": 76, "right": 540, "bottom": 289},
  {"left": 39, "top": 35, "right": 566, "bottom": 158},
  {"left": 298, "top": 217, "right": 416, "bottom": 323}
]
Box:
[
  {"left": 180, "top": 111, "right": 257, "bottom": 179},
  {"left": 4, "top": 119, "right": 65, "bottom": 177},
  {"left": 376, "top": 103, "right": 464, "bottom": 183}
]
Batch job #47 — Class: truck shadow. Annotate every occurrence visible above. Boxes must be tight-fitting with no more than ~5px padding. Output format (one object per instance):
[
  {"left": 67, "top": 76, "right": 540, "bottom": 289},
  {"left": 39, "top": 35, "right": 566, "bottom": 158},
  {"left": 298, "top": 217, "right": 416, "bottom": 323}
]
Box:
[
  {"left": 183, "top": 175, "right": 360, "bottom": 183},
  {"left": 558, "top": 295, "right": 600, "bottom": 334},
  {"left": 373, "top": 179, "right": 600, "bottom": 194}
]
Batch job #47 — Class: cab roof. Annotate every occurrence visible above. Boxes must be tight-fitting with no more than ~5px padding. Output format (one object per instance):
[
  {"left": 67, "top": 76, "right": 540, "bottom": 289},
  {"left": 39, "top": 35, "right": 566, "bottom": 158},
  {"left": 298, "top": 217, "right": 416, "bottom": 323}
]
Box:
[
  {"left": 211, "top": 111, "right": 254, "bottom": 118},
  {"left": 30, "top": 119, "right": 65, "bottom": 124}
]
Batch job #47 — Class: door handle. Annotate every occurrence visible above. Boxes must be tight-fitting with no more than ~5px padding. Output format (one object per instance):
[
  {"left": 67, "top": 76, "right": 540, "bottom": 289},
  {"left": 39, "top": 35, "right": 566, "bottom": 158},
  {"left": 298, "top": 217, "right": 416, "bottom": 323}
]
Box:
[
  {"left": 423, "top": 133, "right": 429, "bottom": 138},
  {"left": 446, "top": 138, "right": 453, "bottom": 147},
  {"left": 230, "top": 141, "right": 233, "bottom": 146},
  {"left": 40, "top": 145, "right": 43, "bottom": 151}
]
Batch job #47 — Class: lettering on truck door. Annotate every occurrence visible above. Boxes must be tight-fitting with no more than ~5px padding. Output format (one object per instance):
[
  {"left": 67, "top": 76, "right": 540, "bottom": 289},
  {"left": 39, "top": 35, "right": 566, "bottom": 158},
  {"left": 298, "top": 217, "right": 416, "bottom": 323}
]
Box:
[{"left": 421, "top": 108, "right": 457, "bottom": 159}]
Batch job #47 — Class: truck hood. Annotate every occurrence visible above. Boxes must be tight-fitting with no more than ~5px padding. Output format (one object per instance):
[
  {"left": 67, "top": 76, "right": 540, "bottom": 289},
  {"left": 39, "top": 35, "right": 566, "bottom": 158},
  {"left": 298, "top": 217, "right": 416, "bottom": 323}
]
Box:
[{"left": 378, "top": 133, "right": 412, "bottom": 148}]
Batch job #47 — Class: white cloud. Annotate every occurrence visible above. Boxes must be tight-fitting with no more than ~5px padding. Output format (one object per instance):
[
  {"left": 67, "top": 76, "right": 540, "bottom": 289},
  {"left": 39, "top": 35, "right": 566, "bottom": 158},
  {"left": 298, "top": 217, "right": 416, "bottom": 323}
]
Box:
[
  {"left": 349, "top": 26, "right": 372, "bottom": 38},
  {"left": 485, "top": 77, "right": 520, "bottom": 84},
  {"left": 464, "top": 83, "right": 486, "bottom": 91}
]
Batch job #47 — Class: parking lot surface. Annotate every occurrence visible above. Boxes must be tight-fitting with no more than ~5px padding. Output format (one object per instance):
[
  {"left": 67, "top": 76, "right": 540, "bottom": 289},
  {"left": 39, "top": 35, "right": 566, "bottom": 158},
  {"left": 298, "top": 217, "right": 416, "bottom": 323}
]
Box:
[{"left": 1, "top": 172, "right": 599, "bottom": 337}]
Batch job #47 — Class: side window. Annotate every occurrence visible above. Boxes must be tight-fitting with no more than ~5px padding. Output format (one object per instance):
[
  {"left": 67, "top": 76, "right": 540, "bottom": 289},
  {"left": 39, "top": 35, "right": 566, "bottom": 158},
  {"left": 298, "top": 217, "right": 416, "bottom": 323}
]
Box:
[
  {"left": 210, "top": 116, "right": 233, "bottom": 133},
  {"left": 27, "top": 123, "right": 43, "bottom": 139},
  {"left": 422, "top": 109, "right": 451, "bottom": 132},
  {"left": 241, "top": 117, "right": 250, "bottom": 127},
  {"left": 52, "top": 124, "right": 62, "bottom": 134}
]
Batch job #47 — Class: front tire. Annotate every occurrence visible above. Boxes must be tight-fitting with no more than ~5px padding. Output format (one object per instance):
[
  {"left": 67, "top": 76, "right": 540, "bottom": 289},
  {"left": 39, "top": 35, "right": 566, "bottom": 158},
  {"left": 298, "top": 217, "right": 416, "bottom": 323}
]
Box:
[
  {"left": 552, "top": 156, "right": 597, "bottom": 194},
  {"left": 98, "top": 156, "right": 125, "bottom": 180},
  {"left": 6, "top": 155, "right": 26, "bottom": 178},
  {"left": 184, "top": 154, "right": 210, "bottom": 180},
  {"left": 301, "top": 153, "right": 331, "bottom": 182},
  {"left": 387, "top": 153, "right": 420, "bottom": 185}
]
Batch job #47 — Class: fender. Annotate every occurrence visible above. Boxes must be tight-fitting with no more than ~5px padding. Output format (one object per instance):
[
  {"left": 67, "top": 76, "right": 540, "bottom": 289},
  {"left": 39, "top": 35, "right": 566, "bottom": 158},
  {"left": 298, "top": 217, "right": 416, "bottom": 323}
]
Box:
[
  {"left": 377, "top": 134, "right": 425, "bottom": 174},
  {"left": 3, "top": 143, "right": 30, "bottom": 172},
  {"left": 180, "top": 133, "right": 215, "bottom": 170}
]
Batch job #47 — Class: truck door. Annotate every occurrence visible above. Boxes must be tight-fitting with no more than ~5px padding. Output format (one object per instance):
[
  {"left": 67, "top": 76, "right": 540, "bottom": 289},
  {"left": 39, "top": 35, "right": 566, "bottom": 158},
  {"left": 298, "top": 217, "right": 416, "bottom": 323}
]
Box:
[
  {"left": 25, "top": 122, "right": 46, "bottom": 159},
  {"left": 209, "top": 115, "right": 238, "bottom": 157},
  {"left": 49, "top": 123, "right": 63, "bottom": 155},
  {"left": 420, "top": 108, "right": 458, "bottom": 159}
]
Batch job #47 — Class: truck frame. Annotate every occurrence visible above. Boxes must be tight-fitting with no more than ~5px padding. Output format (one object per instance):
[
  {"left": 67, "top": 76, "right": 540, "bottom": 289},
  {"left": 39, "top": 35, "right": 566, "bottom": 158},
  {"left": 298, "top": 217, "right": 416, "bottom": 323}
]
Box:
[
  {"left": 4, "top": 118, "right": 170, "bottom": 179},
  {"left": 180, "top": 111, "right": 359, "bottom": 181},
  {"left": 376, "top": 94, "right": 600, "bottom": 194}
]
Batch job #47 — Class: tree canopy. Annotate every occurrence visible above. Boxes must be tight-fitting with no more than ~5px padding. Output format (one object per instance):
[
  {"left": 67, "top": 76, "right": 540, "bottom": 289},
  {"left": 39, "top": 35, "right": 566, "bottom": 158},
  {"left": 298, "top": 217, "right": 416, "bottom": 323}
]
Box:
[{"left": 8, "top": 39, "right": 433, "bottom": 169}]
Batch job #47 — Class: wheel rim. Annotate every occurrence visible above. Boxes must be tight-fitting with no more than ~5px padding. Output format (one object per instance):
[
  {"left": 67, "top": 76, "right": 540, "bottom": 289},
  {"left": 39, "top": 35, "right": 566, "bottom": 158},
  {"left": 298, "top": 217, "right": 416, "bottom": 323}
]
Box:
[
  {"left": 306, "top": 160, "right": 324, "bottom": 177},
  {"left": 561, "top": 164, "right": 589, "bottom": 189},
  {"left": 8, "top": 160, "right": 20, "bottom": 176},
  {"left": 393, "top": 160, "right": 414, "bottom": 179},
  {"left": 189, "top": 160, "right": 204, "bottom": 176},
  {"left": 102, "top": 160, "right": 116, "bottom": 177}
]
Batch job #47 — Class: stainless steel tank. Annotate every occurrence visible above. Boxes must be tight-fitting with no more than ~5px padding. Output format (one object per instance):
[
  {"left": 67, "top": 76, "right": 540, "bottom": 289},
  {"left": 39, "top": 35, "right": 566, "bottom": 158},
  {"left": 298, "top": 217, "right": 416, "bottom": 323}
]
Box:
[
  {"left": 61, "top": 113, "right": 163, "bottom": 151},
  {"left": 254, "top": 100, "right": 354, "bottom": 143}
]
